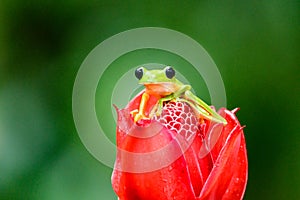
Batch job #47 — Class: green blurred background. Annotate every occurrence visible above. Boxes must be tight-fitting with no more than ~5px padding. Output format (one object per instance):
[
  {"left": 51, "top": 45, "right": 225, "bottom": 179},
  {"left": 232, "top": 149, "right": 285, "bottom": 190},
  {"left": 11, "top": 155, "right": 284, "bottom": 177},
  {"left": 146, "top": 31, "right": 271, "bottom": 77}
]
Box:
[{"left": 1, "top": 1, "right": 299, "bottom": 199}]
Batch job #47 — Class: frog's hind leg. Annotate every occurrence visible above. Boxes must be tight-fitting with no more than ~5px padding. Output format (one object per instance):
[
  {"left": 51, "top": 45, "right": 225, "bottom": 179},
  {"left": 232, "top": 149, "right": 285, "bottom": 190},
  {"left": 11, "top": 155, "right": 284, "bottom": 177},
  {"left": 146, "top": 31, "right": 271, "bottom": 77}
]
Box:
[
  {"left": 175, "top": 98, "right": 207, "bottom": 123},
  {"left": 152, "top": 94, "right": 175, "bottom": 117},
  {"left": 183, "top": 90, "right": 227, "bottom": 125}
]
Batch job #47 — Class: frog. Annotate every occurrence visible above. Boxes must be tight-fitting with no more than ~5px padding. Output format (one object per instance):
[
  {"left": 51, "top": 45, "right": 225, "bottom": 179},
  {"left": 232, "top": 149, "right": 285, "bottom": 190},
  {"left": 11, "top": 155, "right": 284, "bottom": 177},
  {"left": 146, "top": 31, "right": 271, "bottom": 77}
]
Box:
[{"left": 130, "top": 66, "right": 227, "bottom": 125}]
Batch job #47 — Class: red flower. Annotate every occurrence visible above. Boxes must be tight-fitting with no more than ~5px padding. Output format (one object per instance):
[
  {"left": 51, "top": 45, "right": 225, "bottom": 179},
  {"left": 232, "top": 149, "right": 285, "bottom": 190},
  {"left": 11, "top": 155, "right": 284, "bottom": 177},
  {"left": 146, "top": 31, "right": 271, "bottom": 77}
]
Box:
[{"left": 112, "top": 91, "right": 248, "bottom": 200}]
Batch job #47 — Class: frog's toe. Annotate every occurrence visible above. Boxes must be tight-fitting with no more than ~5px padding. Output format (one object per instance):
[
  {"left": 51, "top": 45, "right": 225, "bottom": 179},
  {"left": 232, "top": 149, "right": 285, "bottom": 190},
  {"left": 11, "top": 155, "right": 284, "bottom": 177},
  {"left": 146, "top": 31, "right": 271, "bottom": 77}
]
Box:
[
  {"left": 155, "top": 109, "right": 162, "bottom": 117},
  {"left": 133, "top": 112, "right": 149, "bottom": 123}
]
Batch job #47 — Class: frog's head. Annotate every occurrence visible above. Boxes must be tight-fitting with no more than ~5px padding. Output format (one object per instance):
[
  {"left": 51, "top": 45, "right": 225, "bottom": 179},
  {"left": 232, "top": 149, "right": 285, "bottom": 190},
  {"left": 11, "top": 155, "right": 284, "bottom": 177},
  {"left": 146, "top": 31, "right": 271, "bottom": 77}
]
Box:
[{"left": 134, "top": 66, "right": 180, "bottom": 96}]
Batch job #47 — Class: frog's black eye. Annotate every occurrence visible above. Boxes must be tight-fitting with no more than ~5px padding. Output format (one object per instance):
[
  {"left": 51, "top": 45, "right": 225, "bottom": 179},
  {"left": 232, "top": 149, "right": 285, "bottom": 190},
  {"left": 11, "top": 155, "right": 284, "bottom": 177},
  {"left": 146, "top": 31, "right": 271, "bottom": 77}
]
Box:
[
  {"left": 165, "top": 66, "right": 175, "bottom": 79},
  {"left": 135, "top": 67, "right": 144, "bottom": 80}
]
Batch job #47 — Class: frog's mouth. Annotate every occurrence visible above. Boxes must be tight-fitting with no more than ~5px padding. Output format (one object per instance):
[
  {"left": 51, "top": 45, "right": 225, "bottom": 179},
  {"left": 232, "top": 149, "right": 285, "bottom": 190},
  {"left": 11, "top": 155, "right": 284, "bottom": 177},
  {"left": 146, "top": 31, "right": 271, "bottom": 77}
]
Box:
[{"left": 143, "top": 83, "right": 179, "bottom": 96}]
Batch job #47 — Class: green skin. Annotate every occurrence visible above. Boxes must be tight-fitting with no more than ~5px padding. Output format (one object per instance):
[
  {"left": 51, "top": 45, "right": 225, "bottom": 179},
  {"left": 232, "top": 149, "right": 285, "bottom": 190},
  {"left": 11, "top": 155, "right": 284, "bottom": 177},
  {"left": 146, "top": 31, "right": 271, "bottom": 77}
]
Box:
[{"left": 134, "top": 66, "right": 227, "bottom": 125}]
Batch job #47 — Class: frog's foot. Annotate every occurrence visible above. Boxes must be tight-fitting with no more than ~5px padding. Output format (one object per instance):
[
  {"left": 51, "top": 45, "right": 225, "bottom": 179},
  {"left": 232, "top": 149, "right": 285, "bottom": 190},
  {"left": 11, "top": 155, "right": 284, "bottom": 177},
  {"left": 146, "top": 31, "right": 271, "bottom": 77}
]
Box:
[
  {"left": 148, "top": 103, "right": 158, "bottom": 119},
  {"left": 155, "top": 104, "right": 163, "bottom": 117},
  {"left": 199, "top": 117, "right": 205, "bottom": 124},
  {"left": 154, "top": 99, "right": 165, "bottom": 117},
  {"left": 130, "top": 109, "right": 149, "bottom": 123}
]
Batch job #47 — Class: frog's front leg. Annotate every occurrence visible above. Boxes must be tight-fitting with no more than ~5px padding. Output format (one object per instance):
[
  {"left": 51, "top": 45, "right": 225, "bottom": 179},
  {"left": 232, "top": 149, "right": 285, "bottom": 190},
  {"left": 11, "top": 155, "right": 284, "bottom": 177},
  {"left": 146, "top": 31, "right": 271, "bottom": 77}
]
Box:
[
  {"left": 154, "top": 85, "right": 191, "bottom": 117},
  {"left": 153, "top": 94, "right": 175, "bottom": 117},
  {"left": 130, "top": 92, "right": 150, "bottom": 122}
]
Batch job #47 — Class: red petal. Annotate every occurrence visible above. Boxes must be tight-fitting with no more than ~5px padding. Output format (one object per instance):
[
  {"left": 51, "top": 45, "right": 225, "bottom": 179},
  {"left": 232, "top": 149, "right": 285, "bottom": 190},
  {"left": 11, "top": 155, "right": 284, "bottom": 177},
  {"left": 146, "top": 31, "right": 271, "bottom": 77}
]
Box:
[
  {"left": 112, "top": 108, "right": 195, "bottom": 200},
  {"left": 222, "top": 133, "right": 247, "bottom": 200},
  {"left": 198, "top": 109, "right": 248, "bottom": 200}
]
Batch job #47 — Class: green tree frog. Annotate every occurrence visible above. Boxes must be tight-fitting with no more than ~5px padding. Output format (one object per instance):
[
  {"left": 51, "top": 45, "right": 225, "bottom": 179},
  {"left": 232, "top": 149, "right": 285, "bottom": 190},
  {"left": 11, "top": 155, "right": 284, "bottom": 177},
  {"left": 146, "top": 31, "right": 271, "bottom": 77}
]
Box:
[{"left": 130, "top": 66, "right": 227, "bottom": 125}]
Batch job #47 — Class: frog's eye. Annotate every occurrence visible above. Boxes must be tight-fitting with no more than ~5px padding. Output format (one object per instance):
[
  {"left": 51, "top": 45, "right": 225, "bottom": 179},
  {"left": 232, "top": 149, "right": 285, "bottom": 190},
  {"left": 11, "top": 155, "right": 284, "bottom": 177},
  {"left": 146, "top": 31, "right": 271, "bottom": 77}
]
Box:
[
  {"left": 135, "top": 67, "right": 144, "bottom": 80},
  {"left": 165, "top": 66, "right": 175, "bottom": 79}
]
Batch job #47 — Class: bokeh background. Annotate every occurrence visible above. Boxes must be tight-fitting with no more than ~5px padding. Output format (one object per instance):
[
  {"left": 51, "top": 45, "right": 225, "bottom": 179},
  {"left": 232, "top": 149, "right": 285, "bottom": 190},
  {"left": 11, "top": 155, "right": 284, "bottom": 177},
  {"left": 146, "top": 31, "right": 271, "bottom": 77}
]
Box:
[{"left": 1, "top": 1, "right": 299, "bottom": 200}]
